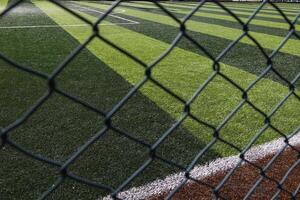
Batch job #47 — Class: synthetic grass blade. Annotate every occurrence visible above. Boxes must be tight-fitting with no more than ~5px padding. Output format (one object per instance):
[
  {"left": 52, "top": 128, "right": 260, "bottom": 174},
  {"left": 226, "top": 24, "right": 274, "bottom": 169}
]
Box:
[
  {"left": 0, "top": 2, "right": 219, "bottom": 199},
  {"left": 0, "top": 0, "right": 9, "bottom": 12},
  {"left": 132, "top": 1, "right": 299, "bottom": 21},
  {"left": 138, "top": 1, "right": 300, "bottom": 16},
  {"left": 35, "top": 1, "right": 300, "bottom": 158},
  {"left": 130, "top": 2, "right": 295, "bottom": 30},
  {"left": 78, "top": 1, "right": 300, "bottom": 57}
]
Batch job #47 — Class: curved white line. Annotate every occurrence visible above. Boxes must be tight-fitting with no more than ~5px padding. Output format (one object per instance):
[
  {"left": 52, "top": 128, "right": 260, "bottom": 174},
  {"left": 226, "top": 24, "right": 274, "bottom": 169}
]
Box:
[{"left": 102, "top": 132, "right": 300, "bottom": 200}]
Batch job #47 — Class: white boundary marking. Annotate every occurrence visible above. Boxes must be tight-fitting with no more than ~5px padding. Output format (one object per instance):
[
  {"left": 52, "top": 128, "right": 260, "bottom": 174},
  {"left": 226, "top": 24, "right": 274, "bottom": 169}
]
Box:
[
  {"left": 0, "top": 4, "right": 139, "bottom": 29},
  {"left": 102, "top": 132, "right": 300, "bottom": 200},
  {"left": 71, "top": 4, "right": 139, "bottom": 25},
  {"left": 119, "top": 2, "right": 182, "bottom": 12},
  {"left": 0, "top": 22, "right": 137, "bottom": 29},
  {"left": 109, "top": 9, "right": 126, "bottom": 14}
]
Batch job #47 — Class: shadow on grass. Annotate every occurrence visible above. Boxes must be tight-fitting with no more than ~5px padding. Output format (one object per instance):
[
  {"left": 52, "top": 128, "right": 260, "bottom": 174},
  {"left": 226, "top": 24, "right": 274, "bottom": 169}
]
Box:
[
  {"left": 0, "top": 2, "right": 221, "bottom": 199},
  {"left": 76, "top": 1, "right": 300, "bottom": 88}
]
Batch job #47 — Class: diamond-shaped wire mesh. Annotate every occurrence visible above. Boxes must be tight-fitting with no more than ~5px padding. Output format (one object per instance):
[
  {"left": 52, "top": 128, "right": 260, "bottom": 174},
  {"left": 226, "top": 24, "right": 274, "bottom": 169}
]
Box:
[{"left": 0, "top": 0, "right": 299, "bottom": 199}]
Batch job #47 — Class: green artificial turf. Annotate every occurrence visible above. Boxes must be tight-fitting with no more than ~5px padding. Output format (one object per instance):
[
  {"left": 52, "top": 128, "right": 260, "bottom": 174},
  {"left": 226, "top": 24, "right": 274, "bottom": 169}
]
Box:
[
  {"left": 38, "top": 0, "right": 300, "bottom": 184},
  {"left": 0, "top": 1, "right": 217, "bottom": 199},
  {"left": 74, "top": 1, "right": 300, "bottom": 85},
  {"left": 0, "top": 1, "right": 299, "bottom": 199},
  {"left": 158, "top": 1, "right": 300, "bottom": 14},
  {"left": 171, "top": 2, "right": 300, "bottom": 22},
  {"left": 77, "top": 1, "right": 300, "bottom": 57},
  {"left": 36, "top": 0, "right": 299, "bottom": 151},
  {"left": 96, "top": 1, "right": 295, "bottom": 37},
  {"left": 0, "top": 0, "right": 8, "bottom": 10},
  {"left": 133, "top": 1, "right": 300, "bottom": 25},
  {"left": 115, "top": 1, "right": 300, "bottom": 28},
  {"left": 136, "top": 1, "right": 298, "bottom": 29}
]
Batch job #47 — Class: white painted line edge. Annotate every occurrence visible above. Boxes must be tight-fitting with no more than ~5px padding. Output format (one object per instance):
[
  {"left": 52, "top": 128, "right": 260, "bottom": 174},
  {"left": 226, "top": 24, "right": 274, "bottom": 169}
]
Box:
[
  {"left": 0, "top": 22, "right": 137, "bottom": 29},
  {"left": 71, "top": 4, "right": 140, "bottom": 25},
  {"left": 0, "top": 3, "right": 140, "bottom": 29},
  {"left": 102, "top": 132, "right": 300, "bottom": 200}
]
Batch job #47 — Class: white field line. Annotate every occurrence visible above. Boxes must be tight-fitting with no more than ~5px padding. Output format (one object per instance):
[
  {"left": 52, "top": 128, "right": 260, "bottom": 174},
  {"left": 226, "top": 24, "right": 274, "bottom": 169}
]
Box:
[
  {"left": 102, "top": 132, "right": 300, "bottom": 200},
  {"left": 0, "top": 4, "right": 139, "bottom": 29},
  {"left": 72, "top": 4, "right": 140, "bottom": 25},
  {"left": 0, "top": 22, "right": 136, "bottom": 29},
  {"left": 119, "top": 2, "right": 182, "bottom": 12},
  {"left": 107, "top": 9, "right": 126, "bottom": 14}
]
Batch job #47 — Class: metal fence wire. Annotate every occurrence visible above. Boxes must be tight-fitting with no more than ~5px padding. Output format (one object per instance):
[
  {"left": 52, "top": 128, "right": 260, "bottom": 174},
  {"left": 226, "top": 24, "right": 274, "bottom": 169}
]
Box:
[{"left": 0, "top": 0, "right": 300, "bottom": 199}]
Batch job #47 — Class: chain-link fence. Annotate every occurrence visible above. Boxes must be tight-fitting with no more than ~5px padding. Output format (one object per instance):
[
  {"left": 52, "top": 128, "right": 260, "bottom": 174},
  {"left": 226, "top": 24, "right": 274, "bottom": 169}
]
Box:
[{"left": 0, "top": 0, "right": 299, "bottom": 199}]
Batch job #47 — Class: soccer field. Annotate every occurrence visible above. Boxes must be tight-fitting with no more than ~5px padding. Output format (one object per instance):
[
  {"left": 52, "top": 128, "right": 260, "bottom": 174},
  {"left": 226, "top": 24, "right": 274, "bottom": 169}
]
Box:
[{"left": 0, "top": 1, "right": 299, "bottom": 199}]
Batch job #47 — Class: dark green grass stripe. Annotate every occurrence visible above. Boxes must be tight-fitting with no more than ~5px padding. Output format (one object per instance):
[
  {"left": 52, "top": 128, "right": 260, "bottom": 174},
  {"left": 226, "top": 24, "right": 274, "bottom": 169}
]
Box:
[
  {"left": 8, "top": 0, "right": 17, "bottom": 5},
  {"left": 98, "top": 2, "right": 296, "bottom": 38},
  {"left": 149, "top": 1, "right": 300, "bottom": 14},
  {"left": 39, "top": 2, "right": 300, "bottom": 198},
  {"left": 134, "top": 1, "right": 300, "bottom": 27},
  {"left": 174, "top": 12, "right": 292, "bottom": 38},
  {"left": 70, "top": 2, "right": 299, "bottom": 87},
  {"left": 166, "top": 2, "right": 300, "bottom": 23},
  {"left": 79, "top": 2, "right": 300, "bottom": 59},
  {"left": 163, "top": 1, "right": 300, "bottom": 10},
  {"left": 107, "top": 1, "right": 290, "bottom": 24},
  {"left": 157, "top": 3, "right": 300, "bottom": 24},
  {"left": 132, "top": 1, "right": 300, "bottom": 25},
  {"left": 198, "top": 3, "right": 300, "bottom": 12},
  {"left": 193, "top": 9, "right": 294, "bottom": 24},
  {"left": 99, "top": 1, "right": 298, "bottom": 37},
  {"left": 90, "top": 2, "right": 297, "bottom": 41},
  {"left": 48, "top": 0, "right": 300, "bottom": 161},
  {"left": 0, "top": 2, "right": 219, "bottom": 199}
]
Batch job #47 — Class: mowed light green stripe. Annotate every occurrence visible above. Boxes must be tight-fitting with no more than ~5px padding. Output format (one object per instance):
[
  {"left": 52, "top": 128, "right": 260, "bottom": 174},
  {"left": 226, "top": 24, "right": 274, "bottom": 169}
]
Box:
[
  {"left": 196, "top": 3, "right": 300, "bottom": 12},
  {"left": 124, "top": 1, "right": 299, "bottom": 19},
  {"left": 0, "top": 0, "right": 9, "bottom": 11},
  {"left": 150, "top": 1, "right": 300, "bottom": 15},
  {"left": 35, "top": 1, "right": 299, "bottom": 156},
  {"left": 129, "top": 2, "right": 293, "bottom": 30},
  {"left": 78, "top": 1, "right": 300, "bottom": 57},
  {"left": 121, "top": 2, "right": 159, "bottom": 9},
  {"left": 135, "top": 1, "right": 300, "bottom": 22}
]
